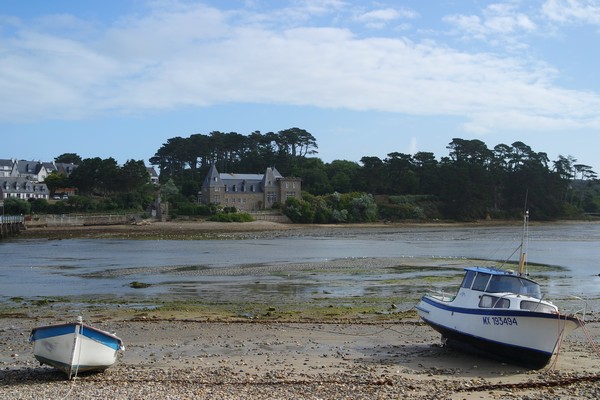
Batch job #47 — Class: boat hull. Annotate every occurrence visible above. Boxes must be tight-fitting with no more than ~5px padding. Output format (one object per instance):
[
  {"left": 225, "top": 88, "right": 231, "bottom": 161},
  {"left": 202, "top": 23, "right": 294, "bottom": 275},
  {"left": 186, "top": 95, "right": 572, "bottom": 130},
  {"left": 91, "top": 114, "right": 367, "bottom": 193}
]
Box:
[
  {"left": 30, "top": 322, "right": 123, "bottom": 378},
  {"left": 417, "top": 296, "right": 582, "bottom": 369}
]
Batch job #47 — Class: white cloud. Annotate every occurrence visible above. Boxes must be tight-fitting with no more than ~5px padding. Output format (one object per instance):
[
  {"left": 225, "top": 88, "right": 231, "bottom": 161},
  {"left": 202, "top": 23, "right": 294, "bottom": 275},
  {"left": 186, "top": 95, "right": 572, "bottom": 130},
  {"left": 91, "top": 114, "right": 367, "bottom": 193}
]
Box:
[
  {"left": 542, "top": 0, "right": 600, "bottom": 25},
  {"left": 444, "top": 2, "right": 537, "bottom": 39},
  {"left": 354, "top": 7, "right": 417, "bottom": 29},
  {"left": 1, "top": 0, "right": 600, "bottom": 137}
]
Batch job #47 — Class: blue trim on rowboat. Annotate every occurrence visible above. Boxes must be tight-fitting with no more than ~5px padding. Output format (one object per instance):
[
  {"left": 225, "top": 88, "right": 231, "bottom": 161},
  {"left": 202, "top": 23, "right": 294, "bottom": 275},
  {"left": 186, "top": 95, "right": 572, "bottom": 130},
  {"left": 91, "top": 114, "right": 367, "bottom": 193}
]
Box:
[
  {"left": 30, "top": 324, "right": 75, "bottom": 341},
  {"left": 31, "top": 323, "right": 123, "bottom": 351},
  {"left": 80, "top": 325, "right": 122, "bottom": 351},
  {"left": 421, "top": 316, "right": 553, "bottom": 369},
  {"left": 420, "top": 296, "right": 581, "bottom": 324}
]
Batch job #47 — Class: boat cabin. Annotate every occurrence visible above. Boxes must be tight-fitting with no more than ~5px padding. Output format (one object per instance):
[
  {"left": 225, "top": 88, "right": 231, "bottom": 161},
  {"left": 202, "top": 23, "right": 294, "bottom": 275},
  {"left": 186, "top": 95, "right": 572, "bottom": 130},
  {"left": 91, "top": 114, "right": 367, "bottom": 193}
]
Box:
[{"left": 459, "top": 267, "right": 556, "bottom": 313}]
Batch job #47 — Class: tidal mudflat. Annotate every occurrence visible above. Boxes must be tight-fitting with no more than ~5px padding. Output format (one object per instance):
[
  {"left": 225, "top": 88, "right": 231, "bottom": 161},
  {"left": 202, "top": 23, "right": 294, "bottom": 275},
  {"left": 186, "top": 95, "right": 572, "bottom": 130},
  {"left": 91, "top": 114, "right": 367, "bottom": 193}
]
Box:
[{"left": 2, "top": 220, "right": 599, "bottom": 399}]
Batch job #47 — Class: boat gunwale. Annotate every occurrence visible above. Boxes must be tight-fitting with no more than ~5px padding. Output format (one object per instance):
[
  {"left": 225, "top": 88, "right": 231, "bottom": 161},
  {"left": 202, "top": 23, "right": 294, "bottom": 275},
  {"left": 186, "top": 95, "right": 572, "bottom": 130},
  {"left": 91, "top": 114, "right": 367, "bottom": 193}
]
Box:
[{"left": 420, "top": 295, "right": 582, "bottom": 324}]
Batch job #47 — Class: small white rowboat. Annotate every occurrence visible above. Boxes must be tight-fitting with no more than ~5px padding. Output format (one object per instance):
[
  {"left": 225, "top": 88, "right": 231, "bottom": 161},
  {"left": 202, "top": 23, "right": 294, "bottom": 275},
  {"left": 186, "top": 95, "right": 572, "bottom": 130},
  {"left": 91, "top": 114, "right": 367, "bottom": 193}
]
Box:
[{"left": 30, "top": 317, "right": 124, "bottom": 379}]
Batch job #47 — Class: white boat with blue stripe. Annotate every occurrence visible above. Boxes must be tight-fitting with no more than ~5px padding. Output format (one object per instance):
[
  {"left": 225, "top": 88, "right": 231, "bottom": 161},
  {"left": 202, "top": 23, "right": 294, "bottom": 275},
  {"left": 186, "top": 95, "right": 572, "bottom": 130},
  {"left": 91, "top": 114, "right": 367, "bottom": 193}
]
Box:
[
  {"left": 416, "top": 212, "right": 585, "bottom": 369},
  {"left": 30, "top": 317, "right": 124, "bottom": 379}
]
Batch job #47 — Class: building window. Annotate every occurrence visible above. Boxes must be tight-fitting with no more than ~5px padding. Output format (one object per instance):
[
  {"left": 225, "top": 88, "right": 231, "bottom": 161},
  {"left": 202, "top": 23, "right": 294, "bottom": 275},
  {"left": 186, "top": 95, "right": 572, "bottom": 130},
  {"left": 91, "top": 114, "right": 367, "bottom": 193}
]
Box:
[{"left": 224, "top": 185, "right": 228, "bottom": 192}]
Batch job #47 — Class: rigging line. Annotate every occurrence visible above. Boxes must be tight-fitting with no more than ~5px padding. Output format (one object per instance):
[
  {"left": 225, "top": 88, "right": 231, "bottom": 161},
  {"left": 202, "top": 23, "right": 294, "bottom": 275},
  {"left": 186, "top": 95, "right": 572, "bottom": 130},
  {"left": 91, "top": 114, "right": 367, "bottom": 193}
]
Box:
[{"left": 577, "top": 316, "right": 600, "bottom": 359}]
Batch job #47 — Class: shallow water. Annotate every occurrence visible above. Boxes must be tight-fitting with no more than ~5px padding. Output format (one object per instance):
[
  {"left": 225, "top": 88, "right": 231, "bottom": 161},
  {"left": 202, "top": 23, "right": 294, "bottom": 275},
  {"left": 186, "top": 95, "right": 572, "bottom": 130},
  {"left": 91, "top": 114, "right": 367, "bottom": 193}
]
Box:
[{"left": 1, "top": 223, "right": 599, "bottom": 307}]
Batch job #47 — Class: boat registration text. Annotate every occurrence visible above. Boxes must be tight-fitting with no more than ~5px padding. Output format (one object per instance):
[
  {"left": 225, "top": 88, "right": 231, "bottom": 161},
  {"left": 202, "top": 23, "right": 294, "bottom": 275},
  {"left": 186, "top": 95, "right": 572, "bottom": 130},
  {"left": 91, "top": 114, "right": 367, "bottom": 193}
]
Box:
[{"left": 482, "top": 316, "right": 518, "bottom": 326}]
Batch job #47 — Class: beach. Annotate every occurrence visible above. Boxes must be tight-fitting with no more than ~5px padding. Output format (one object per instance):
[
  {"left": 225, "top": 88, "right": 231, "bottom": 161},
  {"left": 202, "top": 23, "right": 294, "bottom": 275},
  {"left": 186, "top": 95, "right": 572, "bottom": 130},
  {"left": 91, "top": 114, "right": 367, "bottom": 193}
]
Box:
[{"left": 2, "top": 220, "right": 600, "bottom": 399}]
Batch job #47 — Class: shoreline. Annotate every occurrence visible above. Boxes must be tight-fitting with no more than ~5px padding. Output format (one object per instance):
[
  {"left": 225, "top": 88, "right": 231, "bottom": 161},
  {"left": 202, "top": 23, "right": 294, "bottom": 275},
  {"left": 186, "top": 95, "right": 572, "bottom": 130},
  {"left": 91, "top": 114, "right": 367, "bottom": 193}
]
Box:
[{"left": 17, "top": 218, "right": 600, "bottom": 241}]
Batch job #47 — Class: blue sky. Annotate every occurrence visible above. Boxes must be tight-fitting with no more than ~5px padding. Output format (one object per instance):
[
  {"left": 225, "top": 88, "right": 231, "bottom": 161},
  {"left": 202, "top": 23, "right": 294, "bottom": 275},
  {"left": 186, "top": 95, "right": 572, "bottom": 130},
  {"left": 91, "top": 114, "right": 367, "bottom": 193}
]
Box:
[{"left": 1, "top": 0, "right": 599, "bottom": 173}]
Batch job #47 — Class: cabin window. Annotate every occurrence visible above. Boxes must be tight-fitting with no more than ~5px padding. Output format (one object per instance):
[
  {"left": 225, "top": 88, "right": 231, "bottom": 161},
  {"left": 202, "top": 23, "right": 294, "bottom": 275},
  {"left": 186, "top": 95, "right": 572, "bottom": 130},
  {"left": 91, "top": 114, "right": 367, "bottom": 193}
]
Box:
[
  {"left": 487, "top": 275, "right": 541, "bottom": 298},
  {"left": 472, "top": 272, "right": 491, "bottom": 291},
  {"left": 520, "top": 301, "right": 555, "bottom": 313},
  {"left": 479, "top": 295, "right": 510, "bottom": 309},
  {"left": 461, "top": 271, "right": 476, "bottom": 289},
  {"left": 487, "top": 276, "right": 520, "bottom": 293}
]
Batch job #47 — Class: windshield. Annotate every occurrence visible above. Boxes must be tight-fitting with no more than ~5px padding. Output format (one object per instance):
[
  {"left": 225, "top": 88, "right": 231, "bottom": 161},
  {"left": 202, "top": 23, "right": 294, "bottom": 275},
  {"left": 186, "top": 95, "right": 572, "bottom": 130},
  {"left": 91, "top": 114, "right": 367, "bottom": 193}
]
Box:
[{"left": 486, "top": 275, "right": 542, "bottom": 298}]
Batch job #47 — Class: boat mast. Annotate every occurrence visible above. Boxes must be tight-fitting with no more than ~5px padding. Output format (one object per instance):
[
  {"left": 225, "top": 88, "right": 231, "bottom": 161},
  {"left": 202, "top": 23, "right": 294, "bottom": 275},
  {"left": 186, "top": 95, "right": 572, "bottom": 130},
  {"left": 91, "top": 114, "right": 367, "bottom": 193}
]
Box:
[{"left": 518, "top": 209, "right": 529, "bottom": 276}]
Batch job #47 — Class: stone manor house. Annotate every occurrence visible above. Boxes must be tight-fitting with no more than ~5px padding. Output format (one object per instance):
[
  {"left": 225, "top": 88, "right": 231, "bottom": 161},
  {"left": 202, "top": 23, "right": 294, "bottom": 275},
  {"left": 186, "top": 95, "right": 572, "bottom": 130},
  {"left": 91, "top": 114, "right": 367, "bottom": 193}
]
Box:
[{"left": 200, "top": 165, "right": 301, "bottom": 211}]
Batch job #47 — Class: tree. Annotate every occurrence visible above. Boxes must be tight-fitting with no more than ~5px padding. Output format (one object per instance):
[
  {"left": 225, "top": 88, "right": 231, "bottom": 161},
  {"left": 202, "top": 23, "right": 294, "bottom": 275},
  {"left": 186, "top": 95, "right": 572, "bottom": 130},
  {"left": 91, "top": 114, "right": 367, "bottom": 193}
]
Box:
[
  {"left": 275, "top": 128, "right": 318, "bottom": 161},
  {"left": 116, "top": 160, "right": 149, "bottom": 192},
  {"left": 293, "top": 158, "right": 331, "bottom": 195},
  {"left": 412, "top": 152, "right": 439, "bottom": 195},
  {"left": 358, "top": 156, "right": 386, "bottom": 193},
  {"left": 439, "top": 139, "right": 495, "bottom": 219},
  {"left": 3, "top": 198, "right": 31, "bottom": 214},
  {"left": 447, "top": 138, "right": 493, "bottom": 166},
  {"left": 150, "top": 137, "right": 191, "bottom": 178},
  {"left": 385, "top": 152, "right": 418, "bottom": 195},
  {"left": 43, "top": 171, "right": 68, "bottom": 195},
  {"left": 55, "top": 153, "right": 82, "bottom": 164},
  {"left": 574, "top": 164, "right": 596, "bottom": 181},
  {"left": 326, "top": 160, "right": 360, "bottom": 193},
  {"left": 68, "top": 157, "right": 119, "bottom": 196},
  {"left": 553, "top": 155, "right": 576, "bottom": 180}
]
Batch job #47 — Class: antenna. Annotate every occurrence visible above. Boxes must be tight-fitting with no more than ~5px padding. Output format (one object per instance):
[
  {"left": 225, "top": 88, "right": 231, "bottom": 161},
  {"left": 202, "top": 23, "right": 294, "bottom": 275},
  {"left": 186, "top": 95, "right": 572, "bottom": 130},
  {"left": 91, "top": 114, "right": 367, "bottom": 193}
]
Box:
[{"left": 518, "top": 190, "right": 529, "bottom": 276}]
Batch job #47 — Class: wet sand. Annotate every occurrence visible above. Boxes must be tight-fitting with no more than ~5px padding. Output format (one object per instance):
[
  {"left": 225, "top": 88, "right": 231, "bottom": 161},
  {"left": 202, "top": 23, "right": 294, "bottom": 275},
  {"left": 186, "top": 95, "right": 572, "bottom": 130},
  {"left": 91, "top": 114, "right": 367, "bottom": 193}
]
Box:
[{"left": 2, "top": 220, "right": 600, "bottom": 399}]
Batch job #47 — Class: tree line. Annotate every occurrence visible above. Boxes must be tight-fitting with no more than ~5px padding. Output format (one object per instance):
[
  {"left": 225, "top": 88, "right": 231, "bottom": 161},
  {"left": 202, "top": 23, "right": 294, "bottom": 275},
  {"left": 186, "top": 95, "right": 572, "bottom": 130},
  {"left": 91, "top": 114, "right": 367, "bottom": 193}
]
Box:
[
  {"left": 150, "top": 131, "right": 598, "bottom": 221},
  {"left": 5, "top": 128, "right": 598, "bottom": 222}
]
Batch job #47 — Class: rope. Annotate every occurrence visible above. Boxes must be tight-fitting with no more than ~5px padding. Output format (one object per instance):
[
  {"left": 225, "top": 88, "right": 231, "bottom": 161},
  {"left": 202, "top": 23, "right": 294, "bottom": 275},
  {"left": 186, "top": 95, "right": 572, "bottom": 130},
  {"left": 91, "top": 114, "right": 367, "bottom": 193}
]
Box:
[
  {"left": 577, "top": 316, "right": 600, "bottom": 359},
  {"left": 58, "top": 317, "right": 83, "bottom": 400},
  {"left": 548, "top": 313, "right": 568, "bottom": 370}
]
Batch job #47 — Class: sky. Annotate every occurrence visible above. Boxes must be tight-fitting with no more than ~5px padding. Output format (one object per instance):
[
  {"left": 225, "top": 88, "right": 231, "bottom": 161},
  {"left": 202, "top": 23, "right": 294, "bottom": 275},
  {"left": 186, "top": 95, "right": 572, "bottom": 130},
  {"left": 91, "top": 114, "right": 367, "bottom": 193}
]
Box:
[{"left": 1, "top": 0, "right": 599, "bottom": 173}]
